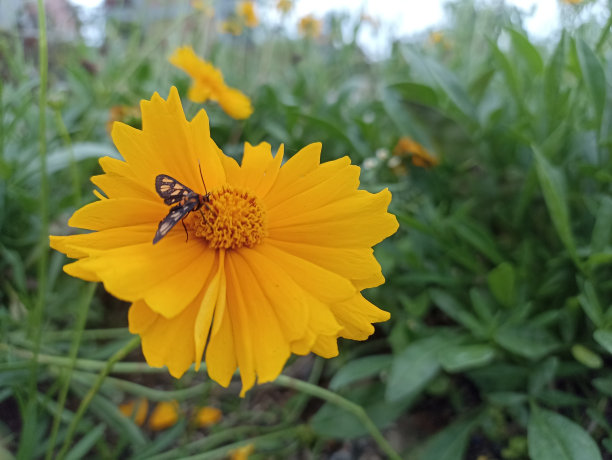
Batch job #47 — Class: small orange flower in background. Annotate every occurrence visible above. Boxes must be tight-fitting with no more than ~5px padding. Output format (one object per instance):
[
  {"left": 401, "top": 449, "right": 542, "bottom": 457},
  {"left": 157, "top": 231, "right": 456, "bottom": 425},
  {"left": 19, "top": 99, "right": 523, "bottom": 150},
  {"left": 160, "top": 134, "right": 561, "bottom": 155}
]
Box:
[
  {"left": 50, "top": 88, "right": 398, "bottom": 396},
  {"left": 194, "top": 406, "right": 223, "bottom": 428},
  {"left": 169, "top": 46, "right": 253, "bottom": 120},
  {"left": 561, "top": 0, "right": 582, "bottom": 4},
  {"left": 393, "top": 137, "right": 439, "bottom": 168},
  {"left": 237, "top": 1, "right": 259, "bottom": 27},
  {"left": 119, "top": 398, "right": 149, "bottom": 426},
  {"left": 276, "top": 0, "right": 293, "bottom": 14},
  {"left": 298, "top": 15, "right": 322, "bottom": 38},
  {"left": 230, "top": 444, "right": 255, "bottom": 460},
  {"left": 148, "top": 401, "right": 180, "bottom": 430}
]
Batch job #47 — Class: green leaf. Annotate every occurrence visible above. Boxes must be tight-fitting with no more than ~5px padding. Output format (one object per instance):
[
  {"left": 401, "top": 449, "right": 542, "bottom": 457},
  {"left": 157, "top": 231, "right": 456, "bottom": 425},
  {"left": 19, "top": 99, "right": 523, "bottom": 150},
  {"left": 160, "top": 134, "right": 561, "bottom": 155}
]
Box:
[
  {"left": 528, "top": 357, "right": 559, "bottom": 396},
  {"left": 575, "top": 38, "right": 607, "bottom": 125},
  {"left": 594, "top": 330, "right": 612, "bottom": 354},
  {"left": 532, "top": 145, "right": 578, "bottom": 264},
  {"left": 507, "top": 28, "right": 544, "bottom": 76},
  {"left": 571, "top": 344, "right": 603, "bottom": 369},
  {"left": 389, "top": 82, "right": 439, "bottom": 107},
  {"left": 486, "top": 392, "right": 528, "bottom": 406},
  {"left": 429, "top": 289, "right": 485, "bottom": 337},
  {"left": 329, "top": 355, "right": 392, "bottom": 391},
  {"left": 577, "top": 280, "right": 604, "bottom": 327},
  {"left": 590, "top": 196, "right": 612, "bottom": 253},
  {"left": 437, "top": 344, "right": 496, "bottom": 373},
  {"left": 528, "top": 406, "right": 602, "bottom": 460},
  {"left": 386, "top": 336, "right": 453, "bottom": 402},
  {"left": 487, "top": 263, "right": 516, "bottom": 308},
  {"left": 65, "top": 424, "right": 106, "bottom": 460},
  {"left": 418, "top": 416, "right": 479, "bottom": 460},
  {"left": 495, "top": 325, "right": 560, "bottom": 360}
]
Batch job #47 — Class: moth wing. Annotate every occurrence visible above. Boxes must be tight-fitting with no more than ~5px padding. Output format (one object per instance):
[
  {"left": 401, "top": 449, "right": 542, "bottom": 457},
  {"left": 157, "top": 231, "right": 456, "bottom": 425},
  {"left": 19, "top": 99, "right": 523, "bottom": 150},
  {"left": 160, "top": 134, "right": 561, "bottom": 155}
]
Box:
[
  {"left": 155, "top": 174, "right": 194, "bottom": 205},
  {"left": 152, "top": 200, "right": 198, "bottom": 244}
]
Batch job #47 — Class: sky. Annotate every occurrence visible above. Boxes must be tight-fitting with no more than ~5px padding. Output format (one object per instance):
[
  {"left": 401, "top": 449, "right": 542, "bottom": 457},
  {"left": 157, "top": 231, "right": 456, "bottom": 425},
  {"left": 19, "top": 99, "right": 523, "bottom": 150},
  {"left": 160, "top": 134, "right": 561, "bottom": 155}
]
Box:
[{"left": 68, "top": 0, "right": 590, "bottom": 56}]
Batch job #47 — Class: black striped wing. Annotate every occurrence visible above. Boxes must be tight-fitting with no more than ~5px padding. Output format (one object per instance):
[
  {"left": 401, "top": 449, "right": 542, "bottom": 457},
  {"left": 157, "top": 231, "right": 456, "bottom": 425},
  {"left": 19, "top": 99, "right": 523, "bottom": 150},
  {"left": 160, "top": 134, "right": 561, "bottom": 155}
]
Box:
[
  {"left": 153, "top": 198, "right": 199, "bottom": 244},
  {"left": 155, "top": 174, "right": 195, "bottom": 205}
]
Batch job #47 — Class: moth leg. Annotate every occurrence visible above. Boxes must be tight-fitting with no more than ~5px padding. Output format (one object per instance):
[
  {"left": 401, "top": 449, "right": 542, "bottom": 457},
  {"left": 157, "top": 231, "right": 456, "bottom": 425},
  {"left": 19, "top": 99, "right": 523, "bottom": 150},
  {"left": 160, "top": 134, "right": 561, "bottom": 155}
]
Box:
[{"left": 182, "top": 218, "right": 189, "bottom": 243}]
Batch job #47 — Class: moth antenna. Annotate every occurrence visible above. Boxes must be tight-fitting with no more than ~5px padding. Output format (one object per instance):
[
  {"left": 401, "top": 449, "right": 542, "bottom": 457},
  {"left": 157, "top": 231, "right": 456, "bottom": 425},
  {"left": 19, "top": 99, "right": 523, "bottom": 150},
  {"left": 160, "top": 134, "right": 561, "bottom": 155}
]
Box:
[{"left": 198, "top": 160, "right": 209, "bottom": 195}]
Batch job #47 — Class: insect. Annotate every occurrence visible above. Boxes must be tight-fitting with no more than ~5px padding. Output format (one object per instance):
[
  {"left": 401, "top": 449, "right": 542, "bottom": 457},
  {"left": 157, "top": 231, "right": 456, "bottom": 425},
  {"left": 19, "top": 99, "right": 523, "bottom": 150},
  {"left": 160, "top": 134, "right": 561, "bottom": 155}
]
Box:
[{"left": 153, "top": 166, "right": 211, "bottom": 244}]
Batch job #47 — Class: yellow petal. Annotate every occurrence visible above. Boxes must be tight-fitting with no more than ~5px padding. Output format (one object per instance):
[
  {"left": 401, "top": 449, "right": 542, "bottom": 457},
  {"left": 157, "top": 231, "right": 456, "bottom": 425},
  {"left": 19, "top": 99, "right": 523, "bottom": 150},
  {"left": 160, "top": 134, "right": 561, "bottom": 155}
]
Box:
[
  {"left": 235, "top": 143, "right": 284, "bottom": 199},
  {"left": 331, "top": 293, "right": 390, "bottom": 340},
  {"left": 68, "top": 198, "right": 165, "bottom": 231},
  {"left": 128, "top": 300, "right": 158, "bottom": 335},
  {"left": 311, "top": 335, "right": 339, "bottom": 358},
  {"left": 119, "top": 398, "right": 149, "bottom": 426},
  {"left": 255, "top": 243, "right": 355, "bottom": 303},
  {"left": 194, "top": 406, "right": 222, "bottom": 428},
  {"left": 205, "top": 296, "right": 237, "bottom": 387},
  {"left": 216, "top": 86, "right": 253, "bottom": 120},
  {"left": 148, "top": 401, "right": 179, "bottom": 430}
]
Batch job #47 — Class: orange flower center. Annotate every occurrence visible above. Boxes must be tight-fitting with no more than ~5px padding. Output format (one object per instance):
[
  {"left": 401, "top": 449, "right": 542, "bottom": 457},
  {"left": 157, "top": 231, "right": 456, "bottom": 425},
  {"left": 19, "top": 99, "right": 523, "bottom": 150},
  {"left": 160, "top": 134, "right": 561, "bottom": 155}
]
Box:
[{"left": 192, "top": 184, "right": 266, "bottom": 249}]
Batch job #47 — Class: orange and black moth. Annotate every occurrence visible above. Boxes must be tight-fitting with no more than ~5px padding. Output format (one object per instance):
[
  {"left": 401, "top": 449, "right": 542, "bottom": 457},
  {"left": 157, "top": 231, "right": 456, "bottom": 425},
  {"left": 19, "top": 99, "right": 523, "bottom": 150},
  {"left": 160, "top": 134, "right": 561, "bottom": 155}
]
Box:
[{"left": 153, "top": 174, "right": 211, "bottom": 244}]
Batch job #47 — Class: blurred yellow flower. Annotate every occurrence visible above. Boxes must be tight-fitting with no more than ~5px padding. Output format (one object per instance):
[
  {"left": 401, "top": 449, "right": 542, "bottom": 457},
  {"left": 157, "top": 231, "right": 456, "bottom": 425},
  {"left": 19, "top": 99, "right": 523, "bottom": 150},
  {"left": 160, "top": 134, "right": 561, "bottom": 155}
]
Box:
[
  {"left": 118, "top": 398, "right": 148, "bottom": 426},
  {"left": 393, "top": 137, "right": 439, "bottom": 168},
  {"left": 169, "top": 46, "right": 253, "bottom": 120},
  {"left": 191, "top": 0, "right": 214, "bottom": 17},
  {"left": 50, "top": 88, "right": 397, "bottom": 396},
  {"left": 299, "top": 15, "right": 322, "bottom": 38},
  {"left": 148, "top": 401, "right": 180, "bottom": 430},
  {"left": 429, "top": 31, "right": 444, "bottom": 44},
  {"left": 221, "top": 19, "right": 244, "bottom": 36},
  {"left": 237, "top": 1, "right": 259, "bottom": 27},
  {"left": 276, "top": 0, "right": 293, "bottom": 14},
  {"left": 106, "top": 104, "right": 140, "bottom": 134},
  {"left": 561, "top": 0, "right": 583, "bottom": 3},
  {"left": 194, "top": 406, "right": 223, "bottom": 428},
  {"left": 230, "top": 444, "right": 255, "bottom": 460}
]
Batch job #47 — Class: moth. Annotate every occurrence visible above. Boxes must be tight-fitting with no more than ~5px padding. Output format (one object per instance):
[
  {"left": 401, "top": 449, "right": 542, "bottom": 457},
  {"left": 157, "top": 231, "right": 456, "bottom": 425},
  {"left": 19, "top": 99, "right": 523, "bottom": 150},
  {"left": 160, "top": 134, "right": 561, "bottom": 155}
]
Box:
[{"left": 153, "top": 169, "right": 211, "bottom": 244}]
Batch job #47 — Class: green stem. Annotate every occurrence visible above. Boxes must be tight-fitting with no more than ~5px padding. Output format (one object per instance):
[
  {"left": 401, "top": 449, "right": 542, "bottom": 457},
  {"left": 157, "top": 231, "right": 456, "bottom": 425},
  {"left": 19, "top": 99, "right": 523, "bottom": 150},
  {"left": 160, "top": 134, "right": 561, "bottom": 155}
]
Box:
[
  {"left": 1, "top": 344, "right": 163, "bottom": 373},
  {"left": 286, "top": 357, "right": 324, "bottom": 422},
  {"left": 181, "top": 425, "right": 305, "bottom": 460},
  {"left": 273, "top": 375, "right": 402, "bottom": 460},
  {"left": 55, "top": 336, "right": 141, "bottom": 460},
  {"left": 40, "top": 327, "right": 129, "bottom": 341},
  {"left": 45, "top": 283, "right": 96, "bottom": 460},
  {"left": 69, "top": 370, "right": 209, "bottom": 401},
  {"left": 52, "top": 108, "right": 81, "bottom": 205}
]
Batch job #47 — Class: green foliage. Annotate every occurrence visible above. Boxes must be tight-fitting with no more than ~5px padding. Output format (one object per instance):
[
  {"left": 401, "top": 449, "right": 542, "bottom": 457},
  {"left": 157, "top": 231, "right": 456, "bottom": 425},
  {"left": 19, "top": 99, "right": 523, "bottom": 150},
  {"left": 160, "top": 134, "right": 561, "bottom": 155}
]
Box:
[{"left": 2, "top": 0, "right": 612, "bottom": 458}]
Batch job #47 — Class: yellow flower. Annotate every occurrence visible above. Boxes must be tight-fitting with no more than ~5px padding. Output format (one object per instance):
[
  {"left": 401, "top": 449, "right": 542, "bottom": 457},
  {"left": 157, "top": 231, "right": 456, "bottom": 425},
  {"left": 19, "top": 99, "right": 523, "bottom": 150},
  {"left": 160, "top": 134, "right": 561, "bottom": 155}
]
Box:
[
  {"left": 118, "top": 398, "right": 149, "bottom": 426},
  {"left": 237, "top": 1, "right": 258, "bottom": 27},
  {"left": 393, "top": 137, "right": 439, "bottom": 168},
  {"left": 194, "top": 406, "right": 222, "bottom": 428},
  {"left": 169, "top": 46, "right": 252, "bottom": 120},
  {"left": 221, "top": 19, "right": 244, "bottom": 36},
  {"left": 429, "top": 31, "right": 444, "bottom": 44},
  {"left": 191, "top": 0, "right": 214, "bottom": 17},
  {"left": 148, "top": 401, "right": 180, "bottom": 430},
  {"left": 276, "top": 0, "right": 293, "bottom": 14},
  {"left": 561, "top": 0, "right": 582, "bottom": 3},
  {"left": 230, "top": 444, "right": 254, "bottom": 460},
  {"left": 50, "top": 88, "right": 398, "bottom": 396},
  {"left": 298, "top": 15, "right": 322, "bottom": 38}
]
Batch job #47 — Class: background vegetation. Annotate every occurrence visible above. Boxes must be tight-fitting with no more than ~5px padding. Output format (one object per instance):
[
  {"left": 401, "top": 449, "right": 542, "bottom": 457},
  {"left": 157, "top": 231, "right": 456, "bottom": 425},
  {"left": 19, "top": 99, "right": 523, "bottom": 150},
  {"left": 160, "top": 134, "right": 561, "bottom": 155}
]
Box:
[{"left": 2, "top": 0, "right": 612, "bottom": 458}]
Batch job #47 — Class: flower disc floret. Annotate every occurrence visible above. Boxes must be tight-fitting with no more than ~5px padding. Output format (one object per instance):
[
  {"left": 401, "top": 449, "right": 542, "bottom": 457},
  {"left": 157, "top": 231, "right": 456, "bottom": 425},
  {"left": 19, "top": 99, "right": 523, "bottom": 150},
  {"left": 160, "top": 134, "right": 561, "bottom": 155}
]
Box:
[{"left": 193, "top": 185, "right": 266, "bottom": 249}]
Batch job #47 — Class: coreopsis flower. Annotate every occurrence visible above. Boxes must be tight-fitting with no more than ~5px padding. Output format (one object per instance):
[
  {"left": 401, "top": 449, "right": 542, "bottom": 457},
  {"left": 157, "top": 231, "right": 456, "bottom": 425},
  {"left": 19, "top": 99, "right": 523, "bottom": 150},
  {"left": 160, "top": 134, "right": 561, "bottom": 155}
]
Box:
[
  {"left": 118, "top": 398, "right": 149, "bottom": 426},
  {"left": 393, "top": 136, "right": 439, "bottom": 168},
  {"left": 169, "top": 46, "right": 252, "bottom": 120},
  {"left": 230, "top": 444, "right": 254, "bottom": 460},
  {"left": 561, "top": 0, "right": 582, "bottom": 4},
  {"left": 298, "top": 15, "right": 322, "bottom": 38},
  {"left": 148, "top": 401, "right": 180, "bottom": 430},
  {"left": 194, "top": 406, "right": 222, "bottom": 428},
  {"left": 276, "top": 0, "right": 293, "bottom": 14},
  {"left": 237, "top": 1, "right": 258, "bottom": 27},
  {"left": 50, "top": 88, "right": 398, "bottom": 396},
  {"left": 191, "top": 0, "right": 214, "bottom": 17}
]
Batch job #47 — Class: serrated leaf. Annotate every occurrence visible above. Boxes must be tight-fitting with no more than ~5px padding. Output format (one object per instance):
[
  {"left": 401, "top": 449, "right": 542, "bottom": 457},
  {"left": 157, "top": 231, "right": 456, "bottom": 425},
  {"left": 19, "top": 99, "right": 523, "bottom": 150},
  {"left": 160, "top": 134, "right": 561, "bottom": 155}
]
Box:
[
  {"left": 487, "top": 262, "right": 516, "bottom": 308},
  {"left": 329, "top": 355, "right": 392, "bottom": 391},
  {"left": 528, "top": 406, "right": 602, "bottom": 460}
]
